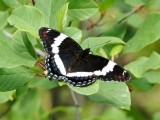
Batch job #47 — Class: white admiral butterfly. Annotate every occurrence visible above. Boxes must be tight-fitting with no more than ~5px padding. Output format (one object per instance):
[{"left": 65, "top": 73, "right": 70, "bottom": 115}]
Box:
[{"left": 39, "top": 27, "right": 131, "bottom": 87}]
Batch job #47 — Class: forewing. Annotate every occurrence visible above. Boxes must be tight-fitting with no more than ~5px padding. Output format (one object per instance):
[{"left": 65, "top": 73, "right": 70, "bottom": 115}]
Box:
[{"left": 39, "top": 27, "right": 82, "bottom": 54}]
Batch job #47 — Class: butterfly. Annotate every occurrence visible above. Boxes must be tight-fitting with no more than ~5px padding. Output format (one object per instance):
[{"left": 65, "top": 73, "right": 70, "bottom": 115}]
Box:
[{"left": 39, "top": 27, "right": 131, "bottom": 87}]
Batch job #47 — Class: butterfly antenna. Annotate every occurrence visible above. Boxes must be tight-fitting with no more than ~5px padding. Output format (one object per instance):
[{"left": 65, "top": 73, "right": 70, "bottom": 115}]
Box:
[{"left": 90, "top": 40, "right": 111, "bottom": 49}]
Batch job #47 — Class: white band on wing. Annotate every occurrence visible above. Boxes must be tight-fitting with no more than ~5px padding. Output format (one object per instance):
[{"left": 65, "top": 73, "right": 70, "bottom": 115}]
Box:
[
  {"left": 66, "top": 61, "right": 116, "bottom": 77},
  {"left": 54, "top": 54, "right": 66, "bottom": 75},
  {"left": 51, "top": 33, "right": 67, "bottom": 54},
  {"left": 51, "top": 33, "right": 68, "bottom": 75}
]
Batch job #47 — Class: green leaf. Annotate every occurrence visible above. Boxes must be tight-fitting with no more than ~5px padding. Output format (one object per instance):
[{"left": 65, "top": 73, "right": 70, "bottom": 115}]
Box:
[
  {"left": 15, "top": 86, "right": 28, "bottom": 98},
  {"left": 56, "top": 3, "right": 69, "bottom": 31},
  {"left": 35, "top": 0, "right": 53, "bottom": 25},
  {"left": 30, "top": 77, "right": 59, "bottom": 89},
  {"left": 81, "top": 37, "right": 125, "bottom": 54},
  {"left": 63, "top": 27, "right": 82, "bottom": 43},
  {"left": 0, "top": 29, "right": 10, "bottom": 42},
  {"left": 35, "top": 0, "right": 67, "bottom": 28},
  {"left": 125, "top": 52, "right": 160, "bottom": 78},
  {"left": 125, "top": 0, "right": 149, "bottom": 6},
  {"left": 18, "top": 0, "right": 25, "bottom": 5},
  {"left": 123, "top": 13, "right": 160, "bottom": 54},
  {"left": 124, "top": 0, "right": 144, "bottom": 6},
  {"left": 144, "top": 71, "right": 160, "bottom": 84},
  {"left": 127, "top": 14, "right": 144, "bottom": 28},
  {"left": 0, "top": 0, "right": 8, "bottom": 11},
  {"left": 21, "top": 32, "right": 37, "bottom": 59},
  {"left": 143, "top": 52, "right": 160, "bottom": 71},
  {"left": 0, "top": 31, "right": 36, "bottom": 68},
  {"left": 2, "top": 0, "right": 21, "bottom": 8},
  {"left": 125, "top": 57, "right": 148, "bottom": 78},
  {"left": 128, "top": 78, "right": 153, "bottom": 91},
  {"left": 69, "top": 81, "right": 99, "bottom": 95},
  {"left": 0, "top": 67, "right": 35, "bottom": 91},
  {"left": 0, "top": 11, "right": 9, "bottom": 29},
  {"left": 67, "top": 0, "right": 98, "bottom": 21},
  {"left": 98, "top": 0, "right": 115, "bottom": 11},
  {"left": 36, "top": 39, "right": 44, "bottom": 51},
  {"left": 110, "top": 45, "right": 124, "bottom": 56},
  {"left": 104, "top": 22, "right": 127, "bottom": 39},
  {"left": 26, "top": 33, "right": 37, "bottom": 46},
  {"left": 7, "top": 5, "right": 47, "bottom": 37},
  {"left": 0, "top": 90, "right": 14, "bottom": 103},
  {"left": 89, "top": 81, "right": 131, "bottom": 110},
  {"left": 11, "top": 31, "right": 37, "bottom": 65}
]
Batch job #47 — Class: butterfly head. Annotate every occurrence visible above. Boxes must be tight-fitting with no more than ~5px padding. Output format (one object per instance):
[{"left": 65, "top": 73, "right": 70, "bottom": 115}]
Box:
[{"left": 39, "top": 27, "right": 60, "bottom": 42}]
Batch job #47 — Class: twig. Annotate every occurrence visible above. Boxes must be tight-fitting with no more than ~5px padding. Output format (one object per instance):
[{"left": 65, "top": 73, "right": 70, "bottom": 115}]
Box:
[
  {"left": 87, "top": 12, "right": 105, "bottom": 30},
  {"left": 35, "top": 48, "right": 46, "bottom": 58},
  {"left": 116, "top": 5, "right": 145, "bottom": 24},
  {"left": 32, "top": 0, "right": 35, "bottom": 5},
  {"left": 70, "top": 89, "right": 80, "bottom": 120}
]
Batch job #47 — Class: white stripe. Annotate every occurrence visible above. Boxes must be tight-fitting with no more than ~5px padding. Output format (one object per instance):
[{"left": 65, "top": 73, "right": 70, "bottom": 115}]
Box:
[
  {"left": 94, "top": 70, "right": 102, "bottom": 76},
  {"left": 54, "top": 33, "right": 67, "bottom": 46},
  {"left": 51, "top": 33, "right": 67, "bottom": 53},
  {"left": 54, "top": 54, "right": 66, "bottom": 75},
  {"left": 52, "top": 47, "right": 59, "bottom": 53},
  {"left": 66, "top": 61, "right": 116, "bottom": 77},
  {"left": 67, "top": 72, "right": 93, "bottom": 77},
  {"left": 102, "top": 61, "right": 116, "bottom": 75},
  {"left": 51, "top": 33, "right": 67, "bottom": 75}
]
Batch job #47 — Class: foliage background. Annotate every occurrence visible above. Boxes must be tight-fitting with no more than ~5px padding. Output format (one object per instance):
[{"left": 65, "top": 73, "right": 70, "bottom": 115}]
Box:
[{"left": 0, "top": 0, "right": 160, "bottom": 120}]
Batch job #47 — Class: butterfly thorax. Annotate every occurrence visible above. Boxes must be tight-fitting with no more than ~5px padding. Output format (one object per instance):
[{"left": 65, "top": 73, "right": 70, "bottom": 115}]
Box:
[
  {"left": 79, "top": 48, "right": 90, "bottom": 58},
  {"left": 67, "top": 48, "right": 90, "bottom": 72}
]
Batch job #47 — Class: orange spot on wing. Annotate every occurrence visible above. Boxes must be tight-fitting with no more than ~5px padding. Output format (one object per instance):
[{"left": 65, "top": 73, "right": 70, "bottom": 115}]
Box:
[
  {"left": 117, "top": 75, "right": 124, "bottom": 79},
  {"left": 42, "top": 31, "right": 48, "bottom": 39}
]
